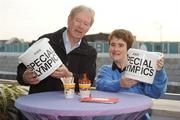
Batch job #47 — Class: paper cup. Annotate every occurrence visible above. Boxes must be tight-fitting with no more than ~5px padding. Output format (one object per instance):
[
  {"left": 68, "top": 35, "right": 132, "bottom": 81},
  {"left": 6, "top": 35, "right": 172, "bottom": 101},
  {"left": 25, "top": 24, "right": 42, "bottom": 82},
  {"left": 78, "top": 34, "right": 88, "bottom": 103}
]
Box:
[
  {"left": 18, "top": 38, "right": 62, "bottom": 80},
  {"left": 64, "top": 83, "right": 75, "bottom": 99},
  {"left": 79, "top": 84, "right": 91, "bottom": 98},
  {"left": 124, "top": 48, "right": 163, "bottom": 84}
]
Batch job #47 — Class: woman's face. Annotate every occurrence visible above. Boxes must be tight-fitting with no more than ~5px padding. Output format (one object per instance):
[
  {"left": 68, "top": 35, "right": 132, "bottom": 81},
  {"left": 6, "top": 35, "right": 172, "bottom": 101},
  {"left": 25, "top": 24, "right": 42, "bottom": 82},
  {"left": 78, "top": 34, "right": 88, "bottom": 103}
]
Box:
[{"left": 109, "top": 37, "right": 128, "bottom": 62}]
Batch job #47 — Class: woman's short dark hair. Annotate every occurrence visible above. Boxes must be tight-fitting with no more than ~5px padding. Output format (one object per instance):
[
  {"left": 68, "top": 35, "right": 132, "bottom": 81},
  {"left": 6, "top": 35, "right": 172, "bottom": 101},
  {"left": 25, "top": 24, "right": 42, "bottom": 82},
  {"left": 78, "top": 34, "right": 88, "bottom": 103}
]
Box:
[{"left": 108, "top": 29, "right": 134, "bottom": 50}]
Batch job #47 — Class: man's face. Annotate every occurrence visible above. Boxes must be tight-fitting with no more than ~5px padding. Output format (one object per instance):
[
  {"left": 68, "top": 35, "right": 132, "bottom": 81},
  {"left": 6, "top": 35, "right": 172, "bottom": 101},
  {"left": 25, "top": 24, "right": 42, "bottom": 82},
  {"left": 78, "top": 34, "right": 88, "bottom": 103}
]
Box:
[{"left": 68, "top": 11, "right": 92, "bottom": 42}]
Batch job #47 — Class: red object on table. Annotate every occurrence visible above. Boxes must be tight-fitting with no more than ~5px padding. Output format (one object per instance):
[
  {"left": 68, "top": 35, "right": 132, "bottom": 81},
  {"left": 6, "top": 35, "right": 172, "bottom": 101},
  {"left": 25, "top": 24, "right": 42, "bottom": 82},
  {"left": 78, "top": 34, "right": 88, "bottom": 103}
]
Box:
[{"left": 80, "top": 97, "right": 119, "bottom": 104}]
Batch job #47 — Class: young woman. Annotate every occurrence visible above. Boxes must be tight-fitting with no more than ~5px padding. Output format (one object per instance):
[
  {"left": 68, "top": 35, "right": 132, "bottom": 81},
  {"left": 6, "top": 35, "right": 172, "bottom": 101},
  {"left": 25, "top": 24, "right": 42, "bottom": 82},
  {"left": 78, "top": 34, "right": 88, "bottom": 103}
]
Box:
[{"left": 95, "top": 29, "right": 168, "bottom": 120}]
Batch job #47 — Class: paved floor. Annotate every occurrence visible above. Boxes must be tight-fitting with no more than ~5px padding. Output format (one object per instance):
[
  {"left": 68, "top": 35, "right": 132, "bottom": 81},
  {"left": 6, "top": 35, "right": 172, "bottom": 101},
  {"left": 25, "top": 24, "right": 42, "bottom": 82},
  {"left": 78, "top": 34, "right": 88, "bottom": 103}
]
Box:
[
  {"left": 151, "top": 97, "right": 180, "bottom": 120},
  {"left": 161, "top": 92, "right": 180, "bottom": 100},
  {"left": 152, "top": 115, "right": 180, "bottom": 120}
]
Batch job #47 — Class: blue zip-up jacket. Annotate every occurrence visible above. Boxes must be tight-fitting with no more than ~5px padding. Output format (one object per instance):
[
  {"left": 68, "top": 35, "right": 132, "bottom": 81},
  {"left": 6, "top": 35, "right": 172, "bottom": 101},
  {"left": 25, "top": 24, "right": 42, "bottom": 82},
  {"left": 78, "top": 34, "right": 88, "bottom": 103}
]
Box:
[{"left": 95, "top": 64, "right": 168, "bottom": 120}]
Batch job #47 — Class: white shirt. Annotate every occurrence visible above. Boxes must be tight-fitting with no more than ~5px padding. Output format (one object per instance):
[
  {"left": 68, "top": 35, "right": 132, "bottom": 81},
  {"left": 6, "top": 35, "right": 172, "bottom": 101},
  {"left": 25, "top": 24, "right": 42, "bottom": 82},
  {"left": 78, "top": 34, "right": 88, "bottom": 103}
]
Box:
[{"left": 62, "top": 30, "right": 81, "bottom": 54}]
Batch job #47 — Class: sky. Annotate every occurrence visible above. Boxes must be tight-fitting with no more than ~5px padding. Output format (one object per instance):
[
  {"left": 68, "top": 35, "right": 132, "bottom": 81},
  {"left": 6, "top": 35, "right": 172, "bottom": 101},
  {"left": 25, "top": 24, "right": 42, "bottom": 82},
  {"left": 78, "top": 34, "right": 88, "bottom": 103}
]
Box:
[{"left": 0, "top": 0, "right": 180, "bottom": 42}]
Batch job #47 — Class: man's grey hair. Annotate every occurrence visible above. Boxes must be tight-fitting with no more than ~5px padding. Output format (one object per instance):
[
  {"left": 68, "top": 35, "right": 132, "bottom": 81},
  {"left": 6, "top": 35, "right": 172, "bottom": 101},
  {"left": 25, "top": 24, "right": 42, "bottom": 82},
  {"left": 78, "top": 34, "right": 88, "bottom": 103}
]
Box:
[{"left": 68, "top": 5, "right": 95, "bottom": 26}]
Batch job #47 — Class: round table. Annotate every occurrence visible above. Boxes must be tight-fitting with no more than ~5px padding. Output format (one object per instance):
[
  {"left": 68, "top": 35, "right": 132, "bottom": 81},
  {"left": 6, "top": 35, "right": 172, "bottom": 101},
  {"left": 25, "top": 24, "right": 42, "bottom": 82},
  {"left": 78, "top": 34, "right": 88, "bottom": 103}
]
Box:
[{"left": 15, "top": 91, "right": 153, "bottom": 120}]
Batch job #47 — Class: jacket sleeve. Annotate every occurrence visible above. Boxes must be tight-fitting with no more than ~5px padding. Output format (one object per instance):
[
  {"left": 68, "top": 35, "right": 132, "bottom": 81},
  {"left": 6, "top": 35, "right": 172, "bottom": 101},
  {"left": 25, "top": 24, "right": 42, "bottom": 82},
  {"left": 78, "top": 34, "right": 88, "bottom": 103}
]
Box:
[
  {"left": 95, "top": 65, "right": 120, "bottom": 92},
  {"left": 16, "top": 63, "right": 29, "bottom": 86},
  {"left": 85, "top": 48, "right": 97, "bottom": 85},
  {"left": 16, "top": 41, "right": 37, "bottom": 86},
  {"left": 140, "top": 68, "right": 168, "bottom": 98}
]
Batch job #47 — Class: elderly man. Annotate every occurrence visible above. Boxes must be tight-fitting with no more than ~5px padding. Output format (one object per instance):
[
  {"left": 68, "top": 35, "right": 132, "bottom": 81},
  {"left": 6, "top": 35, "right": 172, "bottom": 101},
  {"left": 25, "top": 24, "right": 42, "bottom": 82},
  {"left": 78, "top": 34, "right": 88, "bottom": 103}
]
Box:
[{"left": 17, "top": 5, "right": 97, "bottom": 94}]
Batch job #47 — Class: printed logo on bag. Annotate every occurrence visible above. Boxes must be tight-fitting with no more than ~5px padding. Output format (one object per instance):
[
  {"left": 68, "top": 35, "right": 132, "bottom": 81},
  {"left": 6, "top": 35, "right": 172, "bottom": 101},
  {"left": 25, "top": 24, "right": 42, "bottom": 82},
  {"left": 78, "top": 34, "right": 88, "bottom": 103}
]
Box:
[
  {"left": 18, "top": 38, "right": 62, "bottom": 80},
  {"left": 124, "top": 48, "right": 161, "bottom": 84},
  {"left": 126, "top": 54, "right": 154, "bottom": 77},
  {"left": 27, "top": 47, "right": 59, "bottom": 77}
]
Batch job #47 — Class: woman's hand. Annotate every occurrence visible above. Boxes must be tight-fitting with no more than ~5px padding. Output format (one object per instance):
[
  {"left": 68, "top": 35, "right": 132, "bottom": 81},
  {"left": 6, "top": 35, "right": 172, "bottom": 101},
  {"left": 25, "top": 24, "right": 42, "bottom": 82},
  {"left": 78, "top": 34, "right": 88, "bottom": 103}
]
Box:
[
  {"left": 156, "top": 57, "right": 164, "bottom": 71},
  {"left": 120, "top": 77, "right": 139, "bottom": 88}
]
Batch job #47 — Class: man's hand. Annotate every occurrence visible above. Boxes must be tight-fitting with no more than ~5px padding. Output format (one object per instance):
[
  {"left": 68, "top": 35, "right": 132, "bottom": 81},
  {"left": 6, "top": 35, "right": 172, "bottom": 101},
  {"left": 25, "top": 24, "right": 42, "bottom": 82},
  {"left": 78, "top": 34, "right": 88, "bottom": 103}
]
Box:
[
  {"left": 23, "top": 69, "right": 40, "bottom": 85},
  {"left": 51, "top": 64, "right": 73, "bottom": 79}
]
